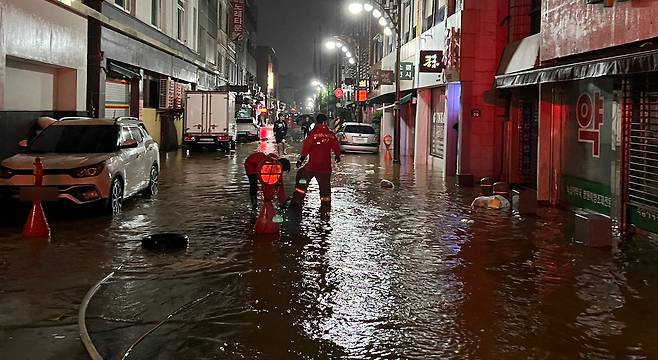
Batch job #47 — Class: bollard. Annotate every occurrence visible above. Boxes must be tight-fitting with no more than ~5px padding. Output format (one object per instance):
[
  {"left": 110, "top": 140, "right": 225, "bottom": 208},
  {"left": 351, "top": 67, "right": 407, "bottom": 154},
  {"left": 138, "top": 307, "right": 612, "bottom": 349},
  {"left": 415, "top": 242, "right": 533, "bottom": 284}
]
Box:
[
  {"left": 493, "top": 182, "right": 511, "bottom": 202},
  {"left": 254, "top": 158, "right": 283, "bottom": 235},
  {"left": 383, "top": 134, "right": 393, "bottom": 163},
  {"left": 23, "top": 158, "right": 51, "bottom": 239},
  {"left": 480, "top": 177, "right": 494, "bottom": 196}
]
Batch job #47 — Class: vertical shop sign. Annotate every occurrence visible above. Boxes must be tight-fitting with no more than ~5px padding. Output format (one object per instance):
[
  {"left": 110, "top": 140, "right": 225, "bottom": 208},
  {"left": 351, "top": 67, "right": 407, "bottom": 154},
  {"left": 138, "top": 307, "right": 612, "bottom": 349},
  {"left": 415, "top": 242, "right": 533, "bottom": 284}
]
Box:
[
  {"left": 400, "top": 62, "right": 414, "bottom": 80},
  {"left": 231, "top": 0, "right": 245, "bottom": 42},
  {"left": 576, "top": 91, "right": 604, "bottom": 158}
]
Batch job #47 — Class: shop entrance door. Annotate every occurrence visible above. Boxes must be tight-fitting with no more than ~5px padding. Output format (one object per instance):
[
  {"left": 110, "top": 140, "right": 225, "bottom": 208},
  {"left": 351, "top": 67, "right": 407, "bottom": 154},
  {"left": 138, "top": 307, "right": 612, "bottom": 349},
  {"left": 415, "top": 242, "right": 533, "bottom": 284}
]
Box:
[
  {"left": 519, "top": 99, "right": 539, "bottom": 188},
  {"left": 622, "top": 76, "right": 658, "bottom": 236}
]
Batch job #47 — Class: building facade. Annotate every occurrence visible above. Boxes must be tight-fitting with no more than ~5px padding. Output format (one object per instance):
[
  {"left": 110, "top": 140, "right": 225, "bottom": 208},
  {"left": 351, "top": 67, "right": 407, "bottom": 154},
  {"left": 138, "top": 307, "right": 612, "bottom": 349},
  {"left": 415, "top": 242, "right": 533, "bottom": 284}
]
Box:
[
  {"left": 497, "top": 0, "right": 658, "bottom": 236},
  {"left": 0, "top": 0, "right": 89, "bottom": 160},
  {"left": 0, "top": 0, "right": 258, "bottom": 158},
  {"left": 366, "top": 0, "right": 509, "bottom": 182}
]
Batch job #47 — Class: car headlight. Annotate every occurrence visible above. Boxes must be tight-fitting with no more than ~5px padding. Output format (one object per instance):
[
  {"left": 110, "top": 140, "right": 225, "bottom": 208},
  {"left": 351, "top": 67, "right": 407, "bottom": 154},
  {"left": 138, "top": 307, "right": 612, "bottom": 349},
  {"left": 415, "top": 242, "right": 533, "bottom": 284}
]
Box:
[
  {"left": 71, "top": 163, "right": 105, "bottom": 178},
  {"left": 0, "top": 166, "right": 14, "bottom": 179}
]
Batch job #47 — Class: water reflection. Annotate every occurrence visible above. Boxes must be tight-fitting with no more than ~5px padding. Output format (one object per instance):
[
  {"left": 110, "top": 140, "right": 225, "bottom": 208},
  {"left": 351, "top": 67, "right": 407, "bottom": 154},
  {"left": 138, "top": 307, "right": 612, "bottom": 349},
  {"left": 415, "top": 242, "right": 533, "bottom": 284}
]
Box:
[{"left": 1, "top": 144, "right": 658, "bottom": 359}]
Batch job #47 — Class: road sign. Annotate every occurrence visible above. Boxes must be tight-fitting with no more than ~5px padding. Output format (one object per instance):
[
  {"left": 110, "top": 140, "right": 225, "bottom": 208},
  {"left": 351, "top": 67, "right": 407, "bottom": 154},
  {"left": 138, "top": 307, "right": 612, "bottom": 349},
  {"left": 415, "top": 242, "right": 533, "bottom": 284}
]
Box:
[{"left": 334, "top": 88, "right": 344, "bottom": 99}]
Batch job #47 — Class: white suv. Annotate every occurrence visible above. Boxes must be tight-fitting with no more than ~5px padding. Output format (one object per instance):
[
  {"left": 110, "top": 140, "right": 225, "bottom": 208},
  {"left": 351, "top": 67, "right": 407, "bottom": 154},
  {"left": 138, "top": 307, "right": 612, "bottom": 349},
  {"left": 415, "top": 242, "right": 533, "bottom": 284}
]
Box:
[{"left": 0, "top": 117, "right": 160, "bottom": 215}]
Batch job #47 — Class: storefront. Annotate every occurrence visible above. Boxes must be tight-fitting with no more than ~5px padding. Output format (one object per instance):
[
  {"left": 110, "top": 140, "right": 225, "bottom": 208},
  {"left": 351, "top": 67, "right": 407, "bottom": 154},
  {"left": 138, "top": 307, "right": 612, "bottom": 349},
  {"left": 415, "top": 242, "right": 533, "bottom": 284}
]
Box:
[
  {"left": 497, "top": 48, "right": 658, "bottom": 236},
  {"left": 622, "top": 73, "right": 658, "bottom": 235}
]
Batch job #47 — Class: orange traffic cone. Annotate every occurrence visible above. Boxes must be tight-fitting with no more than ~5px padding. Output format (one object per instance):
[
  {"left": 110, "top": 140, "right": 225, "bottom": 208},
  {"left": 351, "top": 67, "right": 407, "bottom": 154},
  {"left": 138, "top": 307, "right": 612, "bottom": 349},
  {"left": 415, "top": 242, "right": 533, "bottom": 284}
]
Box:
[
  {"left": 23, "top": 157, "right": 50, "bottom": 239},
  {"left": 23, "top": 201, "right": 50, "bottom": 238},
  {"left": 254, "top": 199, "right": 278, "bottom": 234}
]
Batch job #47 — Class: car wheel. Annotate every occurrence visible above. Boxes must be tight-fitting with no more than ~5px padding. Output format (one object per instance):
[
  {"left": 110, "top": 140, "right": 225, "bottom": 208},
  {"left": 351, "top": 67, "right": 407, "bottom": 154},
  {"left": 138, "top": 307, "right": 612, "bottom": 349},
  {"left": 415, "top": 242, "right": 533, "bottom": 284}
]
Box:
[
  {"left": 145, "top": 165, "right": 159, "bottom": 197},
  {"left": 106, "top": 178, "right": 123, "bottom": 216}
]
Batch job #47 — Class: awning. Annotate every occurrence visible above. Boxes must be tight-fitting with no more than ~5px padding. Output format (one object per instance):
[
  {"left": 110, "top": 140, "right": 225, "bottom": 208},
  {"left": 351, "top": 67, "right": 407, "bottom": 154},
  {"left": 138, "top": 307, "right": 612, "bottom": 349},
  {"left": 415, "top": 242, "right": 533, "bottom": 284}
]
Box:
[
  {"left": 107, "top": 62, "right": 141, "bottom": 80},
  {"left": 367, "top": 91, "right": 395, "bottom": 105},
  {"left": 496, "top": 48, "right": 658, "bottom": 88},
  {"left": 497, "top": 34, "right": 539, "bottom": 76},
  {"left": 366, "top": 89, "right": 415, "bottom": 105},
  {"left": 400, "top": 92, "right": 414, "bottom": 105}
]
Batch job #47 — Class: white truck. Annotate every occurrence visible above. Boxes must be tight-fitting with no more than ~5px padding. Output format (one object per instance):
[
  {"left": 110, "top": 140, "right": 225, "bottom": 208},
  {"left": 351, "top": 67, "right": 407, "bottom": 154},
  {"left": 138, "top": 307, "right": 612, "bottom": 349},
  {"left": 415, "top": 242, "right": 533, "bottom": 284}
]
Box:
[{"left": 183, "top": 91, "right": 236, "bottom": 151}]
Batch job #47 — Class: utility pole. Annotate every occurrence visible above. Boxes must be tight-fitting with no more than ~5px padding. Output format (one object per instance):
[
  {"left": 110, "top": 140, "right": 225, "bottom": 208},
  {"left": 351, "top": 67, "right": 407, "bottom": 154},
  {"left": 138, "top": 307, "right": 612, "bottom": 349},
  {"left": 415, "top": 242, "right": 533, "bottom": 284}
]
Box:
[{"left": 393, "top": 0, "right": 402, "bottom": 164}]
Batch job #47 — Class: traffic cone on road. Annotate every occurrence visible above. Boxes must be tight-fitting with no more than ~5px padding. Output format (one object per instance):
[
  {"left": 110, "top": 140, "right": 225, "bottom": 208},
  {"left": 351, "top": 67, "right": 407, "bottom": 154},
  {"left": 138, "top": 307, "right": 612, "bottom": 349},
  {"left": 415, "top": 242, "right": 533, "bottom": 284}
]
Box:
[
  {"left": 254, "top": 199, "right": 279, "bottom": 234},
  {"left": 23, "top": 158, "right": 50, "bottom": 239},
  {"left": 23, "top": 201, "right": 50, "bottom": 238}
]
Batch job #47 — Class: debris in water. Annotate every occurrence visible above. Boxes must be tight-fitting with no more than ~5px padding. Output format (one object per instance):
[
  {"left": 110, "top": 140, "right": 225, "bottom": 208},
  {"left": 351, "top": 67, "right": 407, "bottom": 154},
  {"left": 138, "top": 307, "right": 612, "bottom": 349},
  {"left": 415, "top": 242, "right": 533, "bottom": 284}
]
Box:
[{"left": 380, "top": 179, "right": 394, "bottom": 188}]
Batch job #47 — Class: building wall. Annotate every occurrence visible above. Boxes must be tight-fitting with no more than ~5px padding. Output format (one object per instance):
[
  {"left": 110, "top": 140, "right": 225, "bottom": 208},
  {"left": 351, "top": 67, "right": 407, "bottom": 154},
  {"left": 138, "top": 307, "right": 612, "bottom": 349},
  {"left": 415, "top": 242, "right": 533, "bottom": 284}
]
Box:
[
  {"left": 0, "top": 0, "right": 87, "bottom": 111},
  {"left": 0, "top": 0, "right": 88, "bottom": 160},
  {"left": 456, "top": 0, "right": 508, "bottom": 179},
  {"left": 541, "top": 0, "right": 658, "bottom": 61}
]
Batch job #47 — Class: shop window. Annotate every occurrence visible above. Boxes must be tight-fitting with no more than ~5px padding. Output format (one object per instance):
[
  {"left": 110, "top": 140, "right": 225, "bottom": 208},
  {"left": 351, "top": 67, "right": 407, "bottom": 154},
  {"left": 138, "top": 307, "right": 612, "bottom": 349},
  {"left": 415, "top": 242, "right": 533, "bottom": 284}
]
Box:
[
  {"left": 143, "top": 78, "right": 160, "bottom": 109},
  {"left": 176, "top": 0, "right": 186, "bottom": 42},
  {"left": 218, "top": 2, "right": 225, "bottom": 33},
  {"left": 530, "top": 0, "right": 541, "bottom": 35},
  {"left": 151, "top": 0, "right": 161, "bottom": 27},
  {"left": 402, "top": 2, "right": 411, "bottom": 43},
  {"left": 435, "top": 0, "right": 447, "bottom": 24},
  {"left": 113, "top": 0, "right": 130, "bottom": 12}
]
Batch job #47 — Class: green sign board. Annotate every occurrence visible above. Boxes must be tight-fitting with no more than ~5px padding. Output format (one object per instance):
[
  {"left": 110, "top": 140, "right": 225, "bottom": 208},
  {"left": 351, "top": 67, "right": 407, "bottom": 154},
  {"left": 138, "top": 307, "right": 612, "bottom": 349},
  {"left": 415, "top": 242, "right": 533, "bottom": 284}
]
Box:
[
  {"left": 630, "top": 205, "right": 658, "bottom": 234},
  {"left": 400, "top": 62, "right": 414, "bottom": 80},
  {"left": 562, "top": 175, "right": 612, "bottom": 215}
]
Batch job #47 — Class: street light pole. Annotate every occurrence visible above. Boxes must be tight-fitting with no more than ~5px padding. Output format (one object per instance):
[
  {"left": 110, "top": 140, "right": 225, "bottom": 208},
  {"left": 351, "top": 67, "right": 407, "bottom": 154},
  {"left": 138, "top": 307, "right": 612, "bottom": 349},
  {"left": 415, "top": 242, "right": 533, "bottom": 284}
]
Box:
[{"left": 393, "top": 0, "right": 402, "bottom": 163}]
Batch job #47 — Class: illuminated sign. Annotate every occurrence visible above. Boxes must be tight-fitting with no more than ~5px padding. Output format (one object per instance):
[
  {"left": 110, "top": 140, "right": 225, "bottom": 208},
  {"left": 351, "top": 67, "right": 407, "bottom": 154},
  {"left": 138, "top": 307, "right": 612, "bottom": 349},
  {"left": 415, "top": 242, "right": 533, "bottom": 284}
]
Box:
[
  {"left": 400, "top": 62, "right": 414, "bottom": 80},
  {"left": 586, "top": 0, "right": 630, "bottom": 7},
  {"left": 419, "top": 51, "right": 445, "bottom": 73},
  {"left": 576, "top": 91, "right": 604, "bottom": 158},
  {"left": 230, "top": 0, "right": 245, "bottom": 42},
  {"left": 357, "top": 89, "right": 368, "bottom": 102},
  {"left": 373, "top": 70, "right": 394, "bottom": 85}
]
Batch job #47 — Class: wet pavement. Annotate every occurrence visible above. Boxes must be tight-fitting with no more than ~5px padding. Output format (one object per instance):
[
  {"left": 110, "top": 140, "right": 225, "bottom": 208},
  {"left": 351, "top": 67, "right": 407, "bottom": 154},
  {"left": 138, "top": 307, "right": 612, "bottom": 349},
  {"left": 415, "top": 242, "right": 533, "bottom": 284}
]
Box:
[{"left": 2, "top": 138, "right": 658, "bottom": 359}]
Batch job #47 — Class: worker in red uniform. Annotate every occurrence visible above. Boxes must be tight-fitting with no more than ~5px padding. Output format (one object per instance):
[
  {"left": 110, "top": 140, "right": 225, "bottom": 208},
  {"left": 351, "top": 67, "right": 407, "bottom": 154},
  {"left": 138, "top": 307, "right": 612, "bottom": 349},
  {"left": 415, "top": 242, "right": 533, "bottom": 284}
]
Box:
[
  {"left": 292, "top": 113, "right": 341, "bottom": 207},
  {"left": 244, "top": 152, "right": 290, "bottom": 209}
]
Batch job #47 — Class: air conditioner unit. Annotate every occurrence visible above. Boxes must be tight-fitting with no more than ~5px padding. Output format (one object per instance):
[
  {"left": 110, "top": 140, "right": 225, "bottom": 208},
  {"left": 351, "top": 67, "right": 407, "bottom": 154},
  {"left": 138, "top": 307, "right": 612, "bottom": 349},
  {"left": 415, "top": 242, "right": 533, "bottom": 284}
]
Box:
[{"left": 159, "top": 77, "right": 175, "bottom": 109}]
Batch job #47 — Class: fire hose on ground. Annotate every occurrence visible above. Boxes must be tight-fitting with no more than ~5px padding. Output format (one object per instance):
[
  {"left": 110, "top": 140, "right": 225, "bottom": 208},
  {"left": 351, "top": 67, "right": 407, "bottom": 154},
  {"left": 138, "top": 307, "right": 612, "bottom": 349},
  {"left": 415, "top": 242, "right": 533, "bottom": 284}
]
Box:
[{"left": 79, "top": 265, "right": 223, "bottom": 359}]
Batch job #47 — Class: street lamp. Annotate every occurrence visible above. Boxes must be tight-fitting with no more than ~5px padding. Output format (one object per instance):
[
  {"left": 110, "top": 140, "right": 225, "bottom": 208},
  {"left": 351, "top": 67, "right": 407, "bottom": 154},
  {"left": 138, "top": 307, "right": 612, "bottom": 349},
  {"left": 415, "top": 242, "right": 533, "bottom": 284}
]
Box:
[
  {"left": 348, "top": 3, "right": 363, "bottom": 14},
  {"left": 347, "top": 0, "right": 402, "bottom": 163}
]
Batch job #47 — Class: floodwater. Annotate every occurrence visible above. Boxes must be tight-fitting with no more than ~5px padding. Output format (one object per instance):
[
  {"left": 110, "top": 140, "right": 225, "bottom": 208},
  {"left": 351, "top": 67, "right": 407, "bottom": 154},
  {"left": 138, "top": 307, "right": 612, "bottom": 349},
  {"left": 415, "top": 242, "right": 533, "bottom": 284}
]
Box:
[{"left": 2, "top": 138, "right": 658, "bottom": 359}]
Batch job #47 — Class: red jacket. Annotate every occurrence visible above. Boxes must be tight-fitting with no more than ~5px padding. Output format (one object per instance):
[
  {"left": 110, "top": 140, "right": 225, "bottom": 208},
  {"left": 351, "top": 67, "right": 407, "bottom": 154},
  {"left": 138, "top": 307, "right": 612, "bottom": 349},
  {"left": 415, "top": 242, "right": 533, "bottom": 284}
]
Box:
[
  {"left": 245, "top": 152, "right": 286, "bottom": 204},
  {"left": 301, "top": 124, "right": 340, "bottom": 174},
  {"left": 244, "top": 152, "right": 269, "bottom": 175}
]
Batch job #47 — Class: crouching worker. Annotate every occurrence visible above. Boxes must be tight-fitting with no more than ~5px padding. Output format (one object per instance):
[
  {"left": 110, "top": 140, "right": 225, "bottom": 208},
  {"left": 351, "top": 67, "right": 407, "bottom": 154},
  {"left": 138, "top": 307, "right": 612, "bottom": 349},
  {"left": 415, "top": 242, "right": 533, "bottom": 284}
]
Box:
[
  {"left": 291, "top": 113, "right": 341, "bottom": 208},
  {"left": 244, "top": 151, "right": 291, "bottom": 209}
]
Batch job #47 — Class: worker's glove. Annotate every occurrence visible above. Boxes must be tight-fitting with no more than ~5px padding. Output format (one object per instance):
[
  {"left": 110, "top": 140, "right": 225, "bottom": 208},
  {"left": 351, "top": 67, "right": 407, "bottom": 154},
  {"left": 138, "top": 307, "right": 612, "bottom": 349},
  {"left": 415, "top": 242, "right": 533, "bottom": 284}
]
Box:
[
  {"left": 296, "top": 156, "right": 306, "bottom": 169},
  {"left": 335, "top": 155, "right": 341, "bottom": 163}
]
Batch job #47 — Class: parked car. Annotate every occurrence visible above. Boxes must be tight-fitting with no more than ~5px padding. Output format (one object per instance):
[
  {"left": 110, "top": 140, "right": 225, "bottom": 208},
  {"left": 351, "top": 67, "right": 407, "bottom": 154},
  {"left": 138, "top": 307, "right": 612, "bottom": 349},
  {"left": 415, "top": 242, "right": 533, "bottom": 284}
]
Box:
[
  {"left": 0, "top": 117, "right": 160, "bottom": 216},
  {"left": 236, "top": 117, "right": 259, "bottom": 143},
  {"left": 336, "top": 122, "right": 379, "bottom": 153}
]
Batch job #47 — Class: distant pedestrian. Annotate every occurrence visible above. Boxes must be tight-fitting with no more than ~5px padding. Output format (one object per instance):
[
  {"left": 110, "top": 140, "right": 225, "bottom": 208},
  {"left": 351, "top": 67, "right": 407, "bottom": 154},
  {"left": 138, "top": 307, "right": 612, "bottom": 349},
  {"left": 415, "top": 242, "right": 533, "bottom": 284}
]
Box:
[
  {"left": 274, "top": 113, "right": 288, "bottom": 155},
  {"left": 301, "top": 116, "right": 312, "bottom": 139},
  {"left": 291, "top": 113, "right": 341, "bottom": 208}
]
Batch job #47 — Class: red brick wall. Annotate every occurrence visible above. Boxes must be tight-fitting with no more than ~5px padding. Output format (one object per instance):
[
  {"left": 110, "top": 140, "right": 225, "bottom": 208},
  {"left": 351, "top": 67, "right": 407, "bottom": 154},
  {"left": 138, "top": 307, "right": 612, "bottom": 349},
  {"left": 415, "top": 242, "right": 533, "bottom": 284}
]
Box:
[
  {"left": 458, "top": 0, "right": 509, "bottom": 178},
  {"left": 542, "top": 0, "right": 658, "bottom": 61},
  {"left": 509, "top": 0, "right": 532, "bottom": 42}
]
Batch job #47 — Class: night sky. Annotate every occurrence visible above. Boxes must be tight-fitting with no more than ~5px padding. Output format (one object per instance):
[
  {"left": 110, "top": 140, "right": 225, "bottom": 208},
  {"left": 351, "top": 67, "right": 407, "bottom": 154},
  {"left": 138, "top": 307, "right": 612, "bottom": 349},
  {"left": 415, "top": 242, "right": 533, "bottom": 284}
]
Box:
[{"left": 255, "top": 0, "right": 344, "bottom": 77}]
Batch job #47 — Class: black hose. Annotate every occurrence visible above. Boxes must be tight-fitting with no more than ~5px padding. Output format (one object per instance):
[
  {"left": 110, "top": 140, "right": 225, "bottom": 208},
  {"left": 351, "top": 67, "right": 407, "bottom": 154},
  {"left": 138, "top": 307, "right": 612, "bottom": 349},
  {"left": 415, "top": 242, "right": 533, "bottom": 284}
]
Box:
[{"left": 120, "top": 289, "right": 221, "bottom": 360}]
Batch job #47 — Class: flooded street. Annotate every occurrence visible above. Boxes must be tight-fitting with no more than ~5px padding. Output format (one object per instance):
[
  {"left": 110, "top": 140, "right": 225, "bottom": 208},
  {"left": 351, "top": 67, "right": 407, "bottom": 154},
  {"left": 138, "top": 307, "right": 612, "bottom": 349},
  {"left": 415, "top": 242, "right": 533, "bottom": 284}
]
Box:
[{"left": 2, "top": 142, "right": 658, "bottom": 359}]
